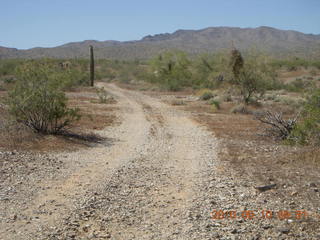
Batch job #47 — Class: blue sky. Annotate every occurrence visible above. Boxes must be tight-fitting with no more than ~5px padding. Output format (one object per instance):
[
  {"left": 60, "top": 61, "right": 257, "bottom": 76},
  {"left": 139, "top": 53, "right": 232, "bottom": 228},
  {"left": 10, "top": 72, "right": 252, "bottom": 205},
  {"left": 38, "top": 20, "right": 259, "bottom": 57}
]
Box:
[{"left": 1, "top": 0, "right": 319, "bottom": 49}]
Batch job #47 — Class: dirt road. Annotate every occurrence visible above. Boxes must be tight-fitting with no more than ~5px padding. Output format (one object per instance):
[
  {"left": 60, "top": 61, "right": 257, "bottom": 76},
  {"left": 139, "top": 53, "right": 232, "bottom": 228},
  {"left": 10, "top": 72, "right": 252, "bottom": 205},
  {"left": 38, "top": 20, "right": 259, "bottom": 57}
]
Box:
[
  {"left": 0, "top": 83, "right": 219, "bottom": 239},
  {"left": 2, "top": 83, "right": 318, "bottom": 239}
]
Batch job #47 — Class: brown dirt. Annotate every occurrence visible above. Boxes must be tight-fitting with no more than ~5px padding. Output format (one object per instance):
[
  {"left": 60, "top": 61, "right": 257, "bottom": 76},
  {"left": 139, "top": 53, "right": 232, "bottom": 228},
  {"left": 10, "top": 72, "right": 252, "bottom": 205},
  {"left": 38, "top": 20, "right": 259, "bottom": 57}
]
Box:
[{"left": 182, "top": 97, "right": 320, "bottom": 226}]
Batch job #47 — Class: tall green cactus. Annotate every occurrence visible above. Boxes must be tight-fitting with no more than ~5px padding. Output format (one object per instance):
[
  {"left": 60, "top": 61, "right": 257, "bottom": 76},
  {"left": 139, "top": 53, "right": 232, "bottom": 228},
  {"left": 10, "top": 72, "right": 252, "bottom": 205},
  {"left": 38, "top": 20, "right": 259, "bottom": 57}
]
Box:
[
  {"left": 90, "top": 45, "right": 95, "bottom": 86},
  {"left": 229, "top": 47, "right": 244, "bottom": 80}
]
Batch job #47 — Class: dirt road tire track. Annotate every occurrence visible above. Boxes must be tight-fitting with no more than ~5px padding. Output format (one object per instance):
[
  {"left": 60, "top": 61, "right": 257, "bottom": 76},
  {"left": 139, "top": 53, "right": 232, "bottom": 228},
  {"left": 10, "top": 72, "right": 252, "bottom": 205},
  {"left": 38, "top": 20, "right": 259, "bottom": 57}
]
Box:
[{"left": 0, "top": 83, "right": 219, "bottom": 239}]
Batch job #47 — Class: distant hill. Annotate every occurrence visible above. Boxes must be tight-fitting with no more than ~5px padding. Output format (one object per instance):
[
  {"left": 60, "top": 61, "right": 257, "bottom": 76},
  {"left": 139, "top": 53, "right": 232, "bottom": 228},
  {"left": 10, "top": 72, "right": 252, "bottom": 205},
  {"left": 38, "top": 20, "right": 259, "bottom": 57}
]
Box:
[{"left": 1, "top": 26, "right": 320, "bottom": 59}]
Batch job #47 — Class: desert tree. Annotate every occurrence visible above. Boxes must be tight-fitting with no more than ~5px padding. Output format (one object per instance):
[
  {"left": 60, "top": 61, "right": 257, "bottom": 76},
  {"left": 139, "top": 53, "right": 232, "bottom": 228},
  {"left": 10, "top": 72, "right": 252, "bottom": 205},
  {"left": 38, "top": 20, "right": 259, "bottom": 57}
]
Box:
[{"left": 229, "top": 48, "right": 276, "bottom": 104}]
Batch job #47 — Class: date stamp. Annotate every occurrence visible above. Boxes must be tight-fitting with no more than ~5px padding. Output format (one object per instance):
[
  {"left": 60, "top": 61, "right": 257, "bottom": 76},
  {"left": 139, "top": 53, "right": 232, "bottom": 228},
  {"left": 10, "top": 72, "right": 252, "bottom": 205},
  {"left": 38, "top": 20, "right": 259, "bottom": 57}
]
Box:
[{"left": 211, "top": 209, "right": 318, "bottom": 221}]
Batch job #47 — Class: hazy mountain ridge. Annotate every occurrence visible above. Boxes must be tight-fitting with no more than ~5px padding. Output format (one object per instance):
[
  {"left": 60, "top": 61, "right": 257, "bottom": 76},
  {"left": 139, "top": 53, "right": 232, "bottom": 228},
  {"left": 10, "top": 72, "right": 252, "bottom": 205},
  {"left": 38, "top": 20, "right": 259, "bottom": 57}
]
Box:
[{"left": 1, "top": 26, "right": 320, "bottom": 59}]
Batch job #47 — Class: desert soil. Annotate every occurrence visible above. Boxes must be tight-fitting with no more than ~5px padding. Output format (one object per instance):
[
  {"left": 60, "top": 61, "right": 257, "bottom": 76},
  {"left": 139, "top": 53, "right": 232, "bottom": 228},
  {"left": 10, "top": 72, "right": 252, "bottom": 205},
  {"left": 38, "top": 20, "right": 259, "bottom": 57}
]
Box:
[{"left": 0, "top": 83, "right": 319, "bottom": 240}]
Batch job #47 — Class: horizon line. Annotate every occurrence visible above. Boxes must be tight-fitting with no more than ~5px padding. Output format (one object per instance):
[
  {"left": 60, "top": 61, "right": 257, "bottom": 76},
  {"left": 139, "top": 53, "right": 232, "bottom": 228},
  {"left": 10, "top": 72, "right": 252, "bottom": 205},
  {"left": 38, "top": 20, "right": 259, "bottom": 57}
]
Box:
[{"left": 1, "top": 25, "right": 319, "bottom": 51}]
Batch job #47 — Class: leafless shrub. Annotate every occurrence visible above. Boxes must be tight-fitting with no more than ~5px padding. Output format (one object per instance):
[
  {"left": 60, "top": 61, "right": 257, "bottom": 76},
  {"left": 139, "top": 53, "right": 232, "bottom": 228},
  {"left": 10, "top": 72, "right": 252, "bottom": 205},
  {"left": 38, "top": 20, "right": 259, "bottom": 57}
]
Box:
[{"left": 255, "top": 110, "right": 299, "bottom": 140}]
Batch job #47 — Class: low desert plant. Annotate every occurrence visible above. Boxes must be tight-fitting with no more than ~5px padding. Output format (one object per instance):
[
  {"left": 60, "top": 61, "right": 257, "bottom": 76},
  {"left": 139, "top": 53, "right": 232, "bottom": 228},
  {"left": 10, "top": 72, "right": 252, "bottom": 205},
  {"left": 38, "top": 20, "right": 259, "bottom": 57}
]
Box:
[
  {"left": 310, "top": 69, "right": 317, "bottom": 76},
  {"left": 95, "top": 87, "right": 108, "bottom": 103},
  {"left": 209, "top": 99, "right": 220, "bottom": 109},
  {"left": 220, "top": 94, "right": 232, "bottom": 102},
  {"left": 6, "top": 62, "right": 80, "bottom": 134},
  {"left": 255, "top": 110, "right": 299, "bottom": 140},
  {"left": 199, "top": 91, "right": 214, "bottom": 100},
  {"left": 229, "top": 49, "right": 276, "bottom": 104},
  {"left": 150, "top": 51, "right": 192, "bottom": 91},
  {"left": 291, "top": 89, "right": 320, "bottom": 145}
]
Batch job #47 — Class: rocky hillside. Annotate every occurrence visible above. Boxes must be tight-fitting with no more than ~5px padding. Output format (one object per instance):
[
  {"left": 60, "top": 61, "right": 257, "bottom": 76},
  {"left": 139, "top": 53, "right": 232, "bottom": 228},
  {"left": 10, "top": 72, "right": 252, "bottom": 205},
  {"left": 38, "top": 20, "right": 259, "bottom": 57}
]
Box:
[{"left": 1, "top": 26, "right": 320, "bottom": 59}]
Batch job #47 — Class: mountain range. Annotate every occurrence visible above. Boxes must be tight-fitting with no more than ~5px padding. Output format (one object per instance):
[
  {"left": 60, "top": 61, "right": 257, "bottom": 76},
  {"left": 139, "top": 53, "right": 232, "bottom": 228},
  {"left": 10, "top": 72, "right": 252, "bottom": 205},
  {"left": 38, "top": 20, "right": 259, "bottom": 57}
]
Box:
[{"left": 1, "top": 26, "right": 320, "bottom": 59}]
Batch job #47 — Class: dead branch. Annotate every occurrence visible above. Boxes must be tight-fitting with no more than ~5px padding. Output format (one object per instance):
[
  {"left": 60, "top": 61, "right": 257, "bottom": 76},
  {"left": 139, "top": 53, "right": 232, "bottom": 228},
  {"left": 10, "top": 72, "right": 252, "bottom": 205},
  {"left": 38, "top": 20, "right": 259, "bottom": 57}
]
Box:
[{"left": 255, "top": 110, "right": 300, "bottom": 140}]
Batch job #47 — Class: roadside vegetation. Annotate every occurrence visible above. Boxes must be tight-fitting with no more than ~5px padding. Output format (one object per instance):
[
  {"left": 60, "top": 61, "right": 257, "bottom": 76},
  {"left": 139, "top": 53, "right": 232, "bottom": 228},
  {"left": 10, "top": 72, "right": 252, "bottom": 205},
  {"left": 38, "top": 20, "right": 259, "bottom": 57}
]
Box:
[
  {"left": 0, "top": 47, "right": 319, "bottom": 149},
  {"left": 0, "top": 47, "right": 320, "bottom": 238},
  {"left": 0, "top": 58, "right": 116, "bottom": 151}
]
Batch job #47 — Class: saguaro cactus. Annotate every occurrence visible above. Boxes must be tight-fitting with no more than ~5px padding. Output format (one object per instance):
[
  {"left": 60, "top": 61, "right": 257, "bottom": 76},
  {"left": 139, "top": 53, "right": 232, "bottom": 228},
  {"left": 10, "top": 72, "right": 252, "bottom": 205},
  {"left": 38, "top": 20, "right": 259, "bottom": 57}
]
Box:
[
  {"left": 90, "top": 45, "right": 95, "bottom": 86},
  {"left": 229, "top": 46, "right": 244, "bottom": 80}
]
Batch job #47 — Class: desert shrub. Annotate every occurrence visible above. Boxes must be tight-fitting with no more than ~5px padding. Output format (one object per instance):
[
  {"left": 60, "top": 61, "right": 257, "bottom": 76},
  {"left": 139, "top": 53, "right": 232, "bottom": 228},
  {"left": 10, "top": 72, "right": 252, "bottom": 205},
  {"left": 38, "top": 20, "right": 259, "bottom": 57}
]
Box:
[
  {"left": 270, "top": 58, "right": 320, "bottom": 71},
  {"left": 287, "top": 66, "right": 298, "bottom": 71},
  {"left": 291, "top": 89, "right": 320, "bottom": 145},
  {"left": 95, "top": 87, "right": 108, "bottom": 103},
  {"left": 191, "top": 52, "right": 227, "bottom": 89},
  {"left": 200, "top": 91, "right": 214, "bottom": 100},
  {"left": 229, "top": 49, "right": 276, "bottom": 104},
  {"left": 6, "top": 62, "right": 80, "bottom": 134},
  {"left": 60, "top": 69, "right": 89, "bottom": 89},
  {"left": 265, "top": 78, "right": 285, "bottom": 91},
  {"left": 0, "top": 59, "right": 24, "bottom": 77},
  {"left": 211, "top": 104, "right": 218, "bottom": 112},
  {"left": 118, "top": 70, "right": 131, "bottom": 83},
  {"left": 219, "top": 94, "right": 232, "bottom": 102},
  {"left": 264, "top": 93, "right": 277, "bottom": 101},
  {"left": 285, "top": 78, "right": 312, "bottom": 92},
  {"left": 310, "top": 69, "right": 317, "bottom": 76},
  {"left": 209, "top": 99, "right": 220, "bottom": 109},
  {"left": 150, "top": 51, "right": 192, "bottom": 91},
  {"left": 255, "top": 111, "right": 299, "bottom": 140},
  {"left": 0, "top": 108, "right": 37, "bottom": 150}
]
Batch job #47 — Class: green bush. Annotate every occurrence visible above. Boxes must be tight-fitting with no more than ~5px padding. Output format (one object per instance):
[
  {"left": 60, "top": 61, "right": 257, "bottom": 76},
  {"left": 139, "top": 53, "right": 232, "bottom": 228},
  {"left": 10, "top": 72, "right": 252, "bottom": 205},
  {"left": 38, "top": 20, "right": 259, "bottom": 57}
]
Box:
[
  {"left": 230, "top": 50, "right": 276, "bottom": 104},
  {"left": 284, "top": 78, "right": 311, "bottom": 92},
  {"left": 150, "top": 51, "right": 192, "bottom": 91},
  {"left": 291, "top": 89, "right": 320, "bottom": 145},
  {"left": 0, "top": 59, "right": 24, "bottom": 77},
  {"left": 6, "top": 62, "right": 80, "bottom": 134},
  {"left": 191, "top": 52, "right": 226, "bottom": 89},
  {"left": 209, "top": 99, "right": 220, "bottom": 109},
  {"left": 200, "top": 91, "right": 214, "bottom": 100}
]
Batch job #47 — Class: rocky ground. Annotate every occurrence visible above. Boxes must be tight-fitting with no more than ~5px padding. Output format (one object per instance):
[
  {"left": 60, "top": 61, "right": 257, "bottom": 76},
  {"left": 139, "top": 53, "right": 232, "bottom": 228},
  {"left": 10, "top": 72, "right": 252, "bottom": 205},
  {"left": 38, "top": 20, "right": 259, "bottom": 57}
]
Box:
[{"left": 0, "top": 83, "right": 319, "bottom": 239}]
